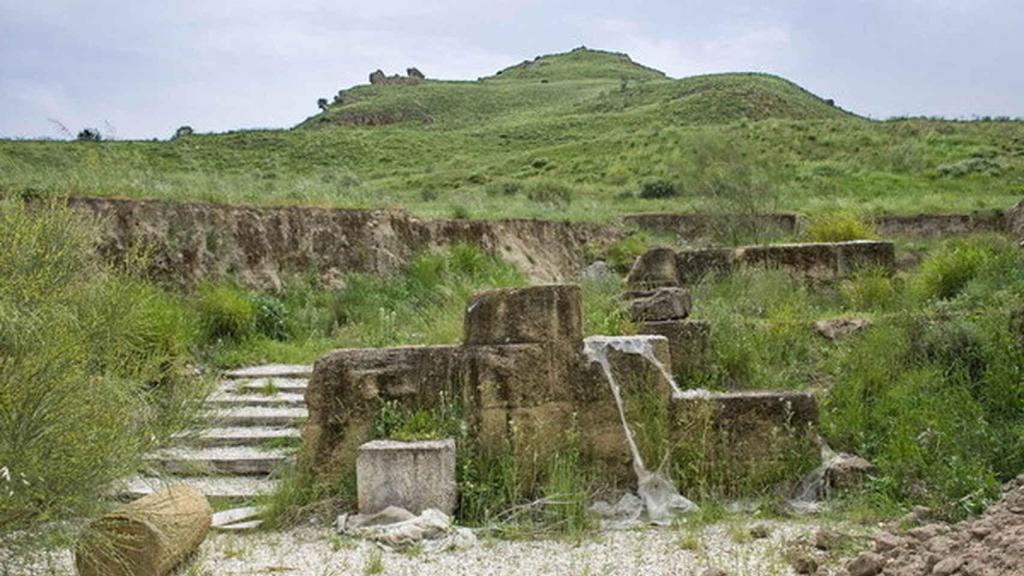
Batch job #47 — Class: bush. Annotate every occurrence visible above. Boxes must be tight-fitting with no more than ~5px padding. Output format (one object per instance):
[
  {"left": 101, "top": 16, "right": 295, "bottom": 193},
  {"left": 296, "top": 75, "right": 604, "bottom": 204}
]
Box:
[
  {"left": 638, "top": 179, "right": 680, "bottom": 199},
  {"left": 196, "top": 283, "right": 257, "bottom": 342},
  {"left": 841, "top": 268, "right": 899, "bottom": 311},
  {"left": 807, "top": 212, "right": 878, "bottom": 243},
  {"left": 605, "top": 231, "right": 653, "bottom": 274},
  {"left": 525, "top": 180, "right": 574, "bottom": 206},
  {"left": 251, "top": 293, "right": 287, "bottom": 340},
  {"left": 937, "top": 157, "right": 1001, "bottom": 178},
  {"left": 912, "top": 236, "right": 1020, "bottom": 302},
  {"left": 0, "top": 201, "right": 202, "bottom": 540}
]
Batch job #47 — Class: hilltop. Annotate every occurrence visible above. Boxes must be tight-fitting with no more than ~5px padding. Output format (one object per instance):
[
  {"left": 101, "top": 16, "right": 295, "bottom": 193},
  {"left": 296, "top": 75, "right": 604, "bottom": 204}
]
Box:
[
  {"left": 300, "top": 47, "right": 851, "bottom": 129},
  {"left": 1, "top": 47, "right": 1022, "bottom": 221}
]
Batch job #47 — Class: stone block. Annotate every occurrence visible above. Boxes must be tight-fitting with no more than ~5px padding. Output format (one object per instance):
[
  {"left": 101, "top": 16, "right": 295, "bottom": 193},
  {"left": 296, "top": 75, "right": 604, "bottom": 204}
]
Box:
[
  {"left": 303, "top": 345, "right": 463, "bottom": 481},
  {"left": 737, "top": 242, "right": 840, "bottom": 280},
  {"left": 461, "top": 343, "right": 575, "bottom": 455},
  {"left": 670, "top": 391, "right": 820, "bottom": 496},
  {"left": 638, "top": 320, "right": 711, "bottom": 379},
  {"left": 623, "top": 287, "right": 692, "bottom": 322},
  {"left": 835, "top": 241, "right": 896, "bottom": 275},
  {"left": 357, "top": 439, "right": 456, "bottom": 515},
  {"left": 463, "top": 285, "right": 582, "bottom": 349},
  {"left": 577, "top": 335, "right": 673, "bottom": 485},
  {"left": 675, "top": 248, "right": 736, "bottom": 286},
  {"left": 626, "top": 247, "right": 680, "bottom": 289}
]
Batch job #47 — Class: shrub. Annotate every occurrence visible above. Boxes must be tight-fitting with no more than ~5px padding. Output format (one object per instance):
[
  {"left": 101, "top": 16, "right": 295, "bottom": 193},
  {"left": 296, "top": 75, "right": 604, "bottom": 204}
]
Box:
[
  {"left": 251, "top": 293, "right": 287, "bottom": 341},
  {"left": 807, "top": 212, "right": 878, "bottom": 243},
  {"left": 911, "top": 236, "right": 1020, "bottom": 302},
  {"left": 638, "top": 179, "right": 680, "bottom": 199},
  {"left": 841, "top": 268, "right": 899, "bottom": 311},
  {"left": 525, "top": 180, "right": 574, "bottom": 206},
  {"left": 195, "top": 283, "right": 257, "bottom": 342},
  {"left": 484, "top": 180, "right": 522, "bottom": 196},
  {"left": 0, "top": 201, "right": 201, "bottom": 541},
  {"left": 937, "top": 157, "right": 1001, "bottom": 178},
  {"left": 605, "top": 231, "right": 653, "bottom": 274}
]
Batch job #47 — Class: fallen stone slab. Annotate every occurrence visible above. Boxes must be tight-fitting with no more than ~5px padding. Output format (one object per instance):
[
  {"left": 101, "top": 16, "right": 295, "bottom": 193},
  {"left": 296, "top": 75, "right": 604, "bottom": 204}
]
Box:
[
  {"left": 623, "top": 287, "right": 692, "bottom": 322},
  {"left": 76, "top": 485, "right": 211, "bottom": 576},
  {"left": 357, "top": 439, "right": 457, "bottom": 515},
  {"left": 814, "top": 318, "right": 872, "bottom": 342},
  {"left": 211, "top": 506, "right": 262, "bottom": 530}
]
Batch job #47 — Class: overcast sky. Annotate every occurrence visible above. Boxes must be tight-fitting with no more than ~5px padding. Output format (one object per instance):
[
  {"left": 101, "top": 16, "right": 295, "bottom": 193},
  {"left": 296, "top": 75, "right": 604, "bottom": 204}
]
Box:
[{"left": 2, "top": 0, "right": 1023, "bottom": 140}]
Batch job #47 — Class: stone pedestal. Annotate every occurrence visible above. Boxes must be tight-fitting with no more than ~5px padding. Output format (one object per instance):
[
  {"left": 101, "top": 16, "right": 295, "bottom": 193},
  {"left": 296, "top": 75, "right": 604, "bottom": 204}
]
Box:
[{"left": 356, "top": 439, "right": 457, "bottom": 515}]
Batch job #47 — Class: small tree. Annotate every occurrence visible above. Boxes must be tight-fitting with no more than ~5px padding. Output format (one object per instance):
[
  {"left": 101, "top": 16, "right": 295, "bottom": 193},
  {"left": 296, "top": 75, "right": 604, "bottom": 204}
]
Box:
[
  {"left": 76, "top": 128, "right": 101, "bottom": 142},
  {"left": 172, "top": 126, "right": 194, "bottom": 139},
  {"left": 317, "top": 98, "right": 329, "bottom": 111}
]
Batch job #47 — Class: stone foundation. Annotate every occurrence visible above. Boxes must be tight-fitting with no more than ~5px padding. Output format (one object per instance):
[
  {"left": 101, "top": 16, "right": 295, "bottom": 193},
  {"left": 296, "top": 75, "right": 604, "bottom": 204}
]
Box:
[
  {"left": 637, "top": 320, "right": 712, "bottom": 380},
  {"left": 356, "top": 439, "right": 456, "bottom": 515}
]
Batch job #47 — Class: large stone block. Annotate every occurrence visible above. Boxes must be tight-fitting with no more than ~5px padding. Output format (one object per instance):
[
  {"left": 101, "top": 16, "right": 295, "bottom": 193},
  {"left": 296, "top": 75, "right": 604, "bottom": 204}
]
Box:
[
  {"left": 737, "top": 242, "right": 840, "bottom": 280},
  {"left": 304, "top": 345, "right": 463, "bottom": 481},
  {"left": 675, "top": 248, "right": 736, "bottom": 286},
  {"left": 357, "top": 439, "right": 457, "bottom": 515},
  {"left": 638, "top": 320, "right": 711, "bottom": 380},
  {"left": 836, "top": 240, "right": 896, "bottom": 275},
  {"left": 623, "top": 287, "right": 692, "bottom": 322},
  {"left": 577, "top": 335, "right": 673, "bottom": 485},
  {"left": 671, "top": 391, "right": 820, "bottom": 497},
  {"left": 461, "top": 343, "right": 575, "bottom": 455},
  {"left": 625, "top": 247, "right": 680, "bottom": 289},
  {"left": 463, "top": 285, "right": 582, "bottom": 349}
]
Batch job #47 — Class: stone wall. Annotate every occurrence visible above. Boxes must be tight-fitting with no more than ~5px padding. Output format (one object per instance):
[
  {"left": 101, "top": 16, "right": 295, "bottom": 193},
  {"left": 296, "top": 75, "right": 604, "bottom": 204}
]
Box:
[{"left": 628, "top": 240, "right": 896, "bottom": 287}]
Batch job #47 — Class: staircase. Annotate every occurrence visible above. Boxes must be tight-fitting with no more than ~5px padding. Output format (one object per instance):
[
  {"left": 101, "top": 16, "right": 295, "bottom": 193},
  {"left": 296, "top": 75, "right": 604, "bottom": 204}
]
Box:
[{"left": 121, "top": 364, "right": 311, "bottom": 530}]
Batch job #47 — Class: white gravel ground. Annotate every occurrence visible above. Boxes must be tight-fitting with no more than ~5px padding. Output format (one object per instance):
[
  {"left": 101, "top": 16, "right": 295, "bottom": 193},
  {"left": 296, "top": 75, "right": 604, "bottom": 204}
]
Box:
[{"left": 9, "top": 518, "right": 863, "bottom": 576}]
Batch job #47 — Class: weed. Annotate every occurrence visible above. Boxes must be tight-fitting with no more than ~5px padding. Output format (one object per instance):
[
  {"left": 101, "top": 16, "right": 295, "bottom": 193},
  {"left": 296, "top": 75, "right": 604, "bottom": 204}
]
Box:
[{"left": 807, "top": 212, "right": 878, "bottom": 242}]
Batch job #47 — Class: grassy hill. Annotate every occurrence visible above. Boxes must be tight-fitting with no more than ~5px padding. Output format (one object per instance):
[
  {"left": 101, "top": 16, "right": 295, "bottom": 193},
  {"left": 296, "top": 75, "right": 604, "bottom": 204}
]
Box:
[{"left": 1, "top": 47, "right": 1022, "bottom": 221}]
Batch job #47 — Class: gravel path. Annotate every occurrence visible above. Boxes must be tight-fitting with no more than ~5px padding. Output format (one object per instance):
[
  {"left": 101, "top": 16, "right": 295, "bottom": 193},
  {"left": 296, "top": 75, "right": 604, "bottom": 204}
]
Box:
[
  {"left": 196, "top": 519, "right": 854, "bottom": 576},
  {"left": 8, "top": 518, "right": 865, "bottom": 575}
]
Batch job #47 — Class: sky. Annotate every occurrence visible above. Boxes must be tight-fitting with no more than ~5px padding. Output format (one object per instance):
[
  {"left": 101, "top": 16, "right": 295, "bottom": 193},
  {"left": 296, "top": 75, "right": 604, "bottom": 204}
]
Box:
[{"left": 2, "top": 0, "right": 1023, "bottom": 140}]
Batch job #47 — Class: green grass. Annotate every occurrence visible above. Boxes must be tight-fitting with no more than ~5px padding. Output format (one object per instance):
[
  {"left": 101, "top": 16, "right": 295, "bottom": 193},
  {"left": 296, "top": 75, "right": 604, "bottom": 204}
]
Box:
[
  {"left": 0, "top": 201, "right": 206, "bottom": 550},
  {"left": 1, "top": 49, "right": 1021, "bottom": 221},
  {"left": 682, "top": 235, "right": 1024, "bottom": 517}
]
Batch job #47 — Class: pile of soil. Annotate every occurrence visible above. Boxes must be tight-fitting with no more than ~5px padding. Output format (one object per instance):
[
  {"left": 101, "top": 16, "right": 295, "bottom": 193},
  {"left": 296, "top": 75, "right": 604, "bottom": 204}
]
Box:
[{"left": 844, "top": 474, "right": 1024, "bottom": 576}]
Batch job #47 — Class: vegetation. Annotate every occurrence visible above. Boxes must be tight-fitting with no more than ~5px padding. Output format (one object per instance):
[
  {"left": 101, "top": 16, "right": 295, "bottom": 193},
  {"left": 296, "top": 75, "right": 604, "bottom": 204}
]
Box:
[
  {"left": 2, "top": 48, "right": 1022, "bottom": 222},
  {"left": 687, "top": 235, "right": 1024, "bottom": 518},
  {"left": 0, "top": 201, "right": 206, "bottom": 547}
]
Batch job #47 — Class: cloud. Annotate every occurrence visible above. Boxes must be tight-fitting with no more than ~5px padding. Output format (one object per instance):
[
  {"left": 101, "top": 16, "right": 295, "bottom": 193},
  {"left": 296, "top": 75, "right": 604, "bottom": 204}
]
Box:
[{"left": 580, "top": 17, "right": 793, "bottom": 77}]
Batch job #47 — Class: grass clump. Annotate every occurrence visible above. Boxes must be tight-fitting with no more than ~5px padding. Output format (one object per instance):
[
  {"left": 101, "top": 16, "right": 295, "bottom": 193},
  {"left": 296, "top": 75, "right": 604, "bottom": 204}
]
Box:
[
  {"left": 911, "top": 235, "right": 1021, "bottom": 302},
  {"left": 0, "top": 201, "right": 204, "bottom": 546},
  {"left": 807, "top": 212, "right": 878, "bottom": 242}
]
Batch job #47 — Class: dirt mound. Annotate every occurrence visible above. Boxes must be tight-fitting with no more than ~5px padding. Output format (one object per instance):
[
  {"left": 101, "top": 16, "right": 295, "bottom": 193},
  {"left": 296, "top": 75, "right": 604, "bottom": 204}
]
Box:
[{"left": 844, "top": 474, "right": 1024, "bottom": 576}]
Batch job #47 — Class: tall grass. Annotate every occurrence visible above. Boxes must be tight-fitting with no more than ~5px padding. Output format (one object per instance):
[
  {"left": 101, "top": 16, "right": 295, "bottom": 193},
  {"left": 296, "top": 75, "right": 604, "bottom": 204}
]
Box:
[{"left": 0, "top": 201, "right": 205, "bottom": 547}]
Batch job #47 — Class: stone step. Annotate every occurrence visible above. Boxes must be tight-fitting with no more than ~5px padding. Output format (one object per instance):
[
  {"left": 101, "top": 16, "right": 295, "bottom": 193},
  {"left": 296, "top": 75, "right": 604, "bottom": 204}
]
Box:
[
  {"left": 120, "top": 476, "right": 278, "bottom": 502},
  {"left": 186, "top": 426, "right": 302, "bottom": 448},
  {"left": 205, "top": 392, "right": 306, "bottom": 408},
  {"left": 146, "top": 446, "right": 293, "bottom": 475},
  {"left": 205, "top": 406, "right": 308, "bottom": 427},
  {"left": 223, "top": 377, "right": 309, "bottom": 395},
  {"left": 223, "top": 364, "right": 313, "bottom": 380},
  {"left": 212, "top": 505, "right": 263, "bottom": 529}
]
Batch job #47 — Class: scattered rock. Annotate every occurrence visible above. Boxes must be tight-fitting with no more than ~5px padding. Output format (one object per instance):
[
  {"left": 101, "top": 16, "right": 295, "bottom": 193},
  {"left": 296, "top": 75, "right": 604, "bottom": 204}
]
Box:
[
  {"left": 623, "top": 287, "right": 692, "bottom": 322},
  {"left": 871, "top": 531, "right": 903, "bottom": 553},
  {"left": 901, "top": 505, "right": 932, "bottom": 526},
  {"left": 814, "top": 527, "right": 848, "bottom": 551},
  {"left": 825, "top": 454, "right": 877, "bottom": 491},
  {"left": 814, "top": 318, "right": 871, "bottom": 342},
  {"left": 787, "top": 552, "right": 818, "bottom": 575},
  {"left": 579, "top": 260, "right": 614, "bottom": 281},
  {"left": 846, "top": 552, "right": 886, "bottom": 576},
  {"left": 859, "top": 474, "right": 1024, "bottom": 576},
  {"left": 701, "top": 569, "right": 728, "bottom": 576},
  {"left": 749, "top": 524, "right": 771, "bottom": 539}
]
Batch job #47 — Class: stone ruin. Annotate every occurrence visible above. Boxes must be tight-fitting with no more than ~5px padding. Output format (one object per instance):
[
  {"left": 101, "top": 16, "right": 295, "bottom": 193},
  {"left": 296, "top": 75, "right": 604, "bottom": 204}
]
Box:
[
  {"left": 303, "top": 283, "right": 824, "bottom": 516},
  {"left": 627, "top": 240, "right": 896, "bottom": 287},
  {"left": 369, "top": 67, "right": 426, "bottom": 86}
]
